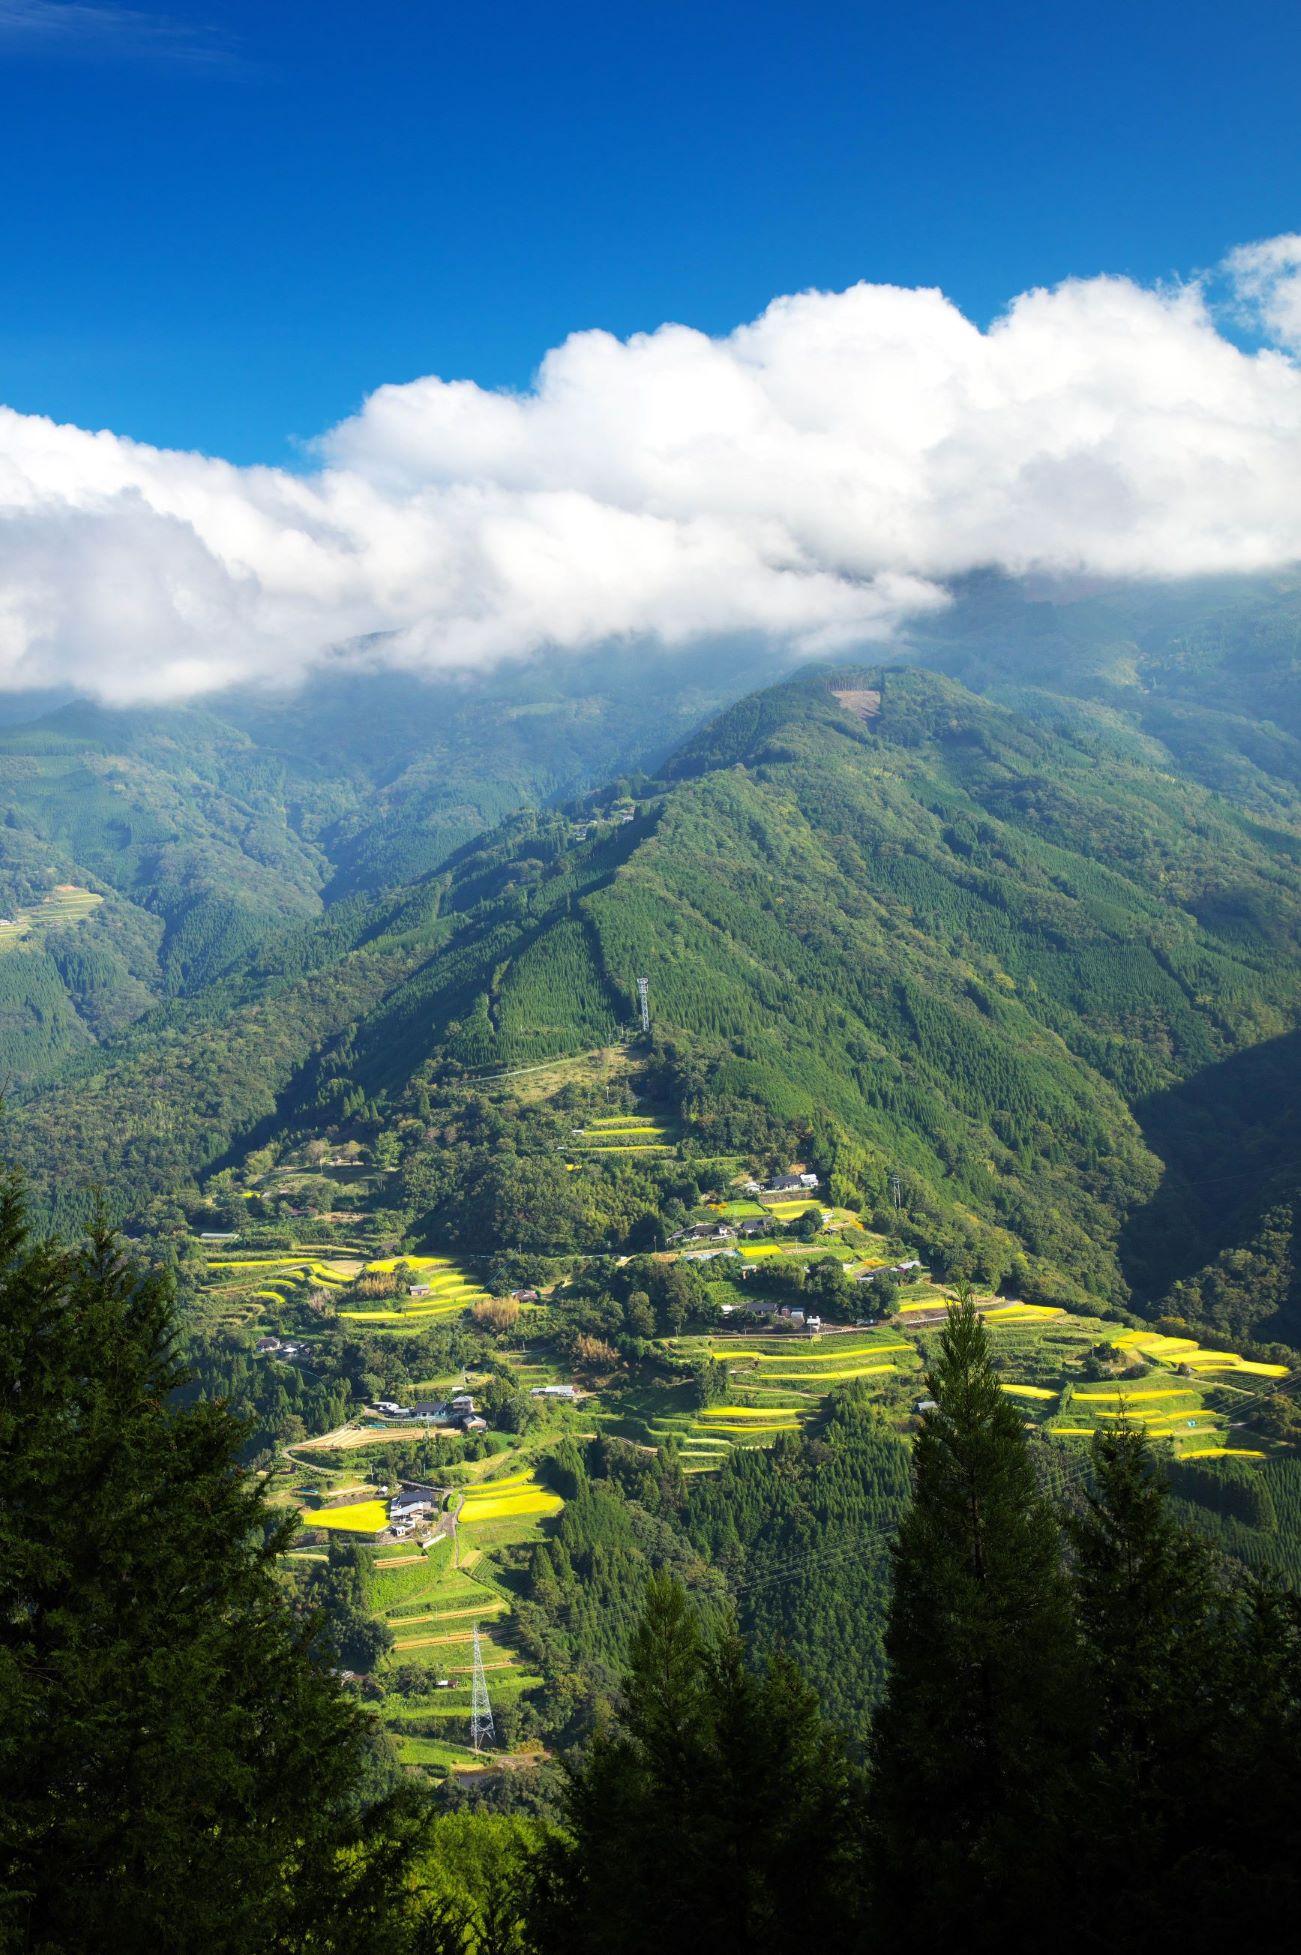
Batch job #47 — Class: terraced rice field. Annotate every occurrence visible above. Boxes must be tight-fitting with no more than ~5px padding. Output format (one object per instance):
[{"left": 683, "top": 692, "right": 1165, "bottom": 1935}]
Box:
[
  {"left": 309, "top": 1498, "right": 389, "bottom": 1532},
  {"left": 1108, "top": 1330, "right": 1289, "bottom": 1380},
  {"left": 570, "top": 1112, "right": 678, "bottom": 1156},
  {"left": 654, "top": 1328, "right": 927, "bottom": 1459},
  {"left": 338, "top": 1255, "right": 491, "bottom": 1326},
  {"left": 0, "top": 882, "right": 103, "bottom": 950},
  {"left": 894, "top": 1299, "right": 1062, "bottom": 1324},
  {"left": 457, "top": 1469, "right": 563, "bottom": 1527},
  {"left": 207, "top": 1253, "right": 358, "bottom": 1289},
  {"left": 206, "top": 1249, "right": 493, "bottom": 1328},
  {"left": 1048, "top": 1375, "right": 1228, "bottom": 1451},
  {"left": 199, "top": 1249, "right": 362, "bottom": 1326},
  {"left": 670, "top": 1294, "right": 1282, "bottom": 1466},
  {"left": 758, "top": 1362, "right": 897, "bottom": 1380},
  {"left": 699, "top": 1404, "right": 803, "bottom": 1421}
]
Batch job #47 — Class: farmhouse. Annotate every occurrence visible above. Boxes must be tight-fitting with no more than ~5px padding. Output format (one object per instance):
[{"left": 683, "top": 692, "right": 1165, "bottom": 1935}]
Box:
[
  {"left": 412, "top": 1400, "right": 448, "bottom": 1422},
  {"left": 759, "top": 1172, "right": 820, "bottom": 1195},
  {"left": 254, "top": 1336, "right": 282, "bottom": 1355},
  {"left": 391, "top": 1486, "right": 438, "bottom": 1524},
  {"left": 531, "top": 1383, "right": 577, "bottom": 1400},
  {"left": 671, "top": 1222, "right": 736, "bottom": 1243}
]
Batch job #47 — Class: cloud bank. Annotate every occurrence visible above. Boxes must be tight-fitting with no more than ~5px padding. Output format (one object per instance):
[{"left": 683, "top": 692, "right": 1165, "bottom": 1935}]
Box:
[{"left": 3, "top": 242, "right": 1301, "bottom": 702}]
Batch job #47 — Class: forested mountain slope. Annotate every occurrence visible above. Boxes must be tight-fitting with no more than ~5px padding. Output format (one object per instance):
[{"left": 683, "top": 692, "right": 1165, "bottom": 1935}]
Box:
[
  {"left": 904, "top": 569, "right": 1301, "bottom": 812},
  {"left": 0, "top": 643, "right": 784, "bottom": 1088},
  {"left": 8, "top": 663, "right": 1298, "bottom": 1334}
]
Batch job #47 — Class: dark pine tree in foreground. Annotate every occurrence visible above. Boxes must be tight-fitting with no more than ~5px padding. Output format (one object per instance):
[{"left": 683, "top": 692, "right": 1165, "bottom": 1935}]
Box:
[
  {"left": 531, "top": 1571, "right": 866, "bottom": 1955},
  {"left": 1067, "top": 1422, "right": 1301, "bottom": 1949},
  {"left": 867, "top": 1296, "right": 1086, "bottom": 1945},
  {"left": 0, "top": 1175, "right": 407, "bottom": 1954}
]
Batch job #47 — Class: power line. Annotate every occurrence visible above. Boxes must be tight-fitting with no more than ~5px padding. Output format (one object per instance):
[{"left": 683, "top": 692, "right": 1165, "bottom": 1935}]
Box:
[{"left": 730, "top": 1446, "right": 1101, "bottom": 1600}]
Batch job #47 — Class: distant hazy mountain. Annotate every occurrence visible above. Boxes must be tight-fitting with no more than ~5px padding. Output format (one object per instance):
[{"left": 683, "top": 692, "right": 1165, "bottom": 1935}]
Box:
[
  {"left": 0, "top": 639, "right": 791, "bottom": 1086},
  {"left": 900, "top": 568, "right": 1301, "bottom": 805}
]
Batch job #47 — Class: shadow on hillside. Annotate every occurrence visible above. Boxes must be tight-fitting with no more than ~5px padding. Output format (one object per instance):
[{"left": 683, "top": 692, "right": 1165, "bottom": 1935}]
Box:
[{"left": 1119, "top": 1027, "right": 1301, "bottom": 1305}]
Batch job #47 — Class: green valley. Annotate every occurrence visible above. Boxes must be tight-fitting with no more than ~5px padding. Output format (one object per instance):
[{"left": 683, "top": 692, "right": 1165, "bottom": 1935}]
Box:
[{"left": 5, "top": 618, "right": 1301, "bottom": 1803}]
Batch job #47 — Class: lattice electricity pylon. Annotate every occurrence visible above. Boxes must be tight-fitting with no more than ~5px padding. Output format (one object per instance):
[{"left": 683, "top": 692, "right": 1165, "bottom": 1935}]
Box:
[
  {"left": 637, "top": 975, "right": 650, "bottom": 1034},
  {"left": 469, "top": 1625, "right": 496, "bottom": 1754}
]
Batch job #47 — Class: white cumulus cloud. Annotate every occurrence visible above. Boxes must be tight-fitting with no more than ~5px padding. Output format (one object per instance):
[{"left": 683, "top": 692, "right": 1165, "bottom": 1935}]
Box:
[
  {"left": 3, "top": 243, "right": 1301, "bottom": 702},
  {"left": 1224, "top": 233, "right": 1301, "bottom": 354}
]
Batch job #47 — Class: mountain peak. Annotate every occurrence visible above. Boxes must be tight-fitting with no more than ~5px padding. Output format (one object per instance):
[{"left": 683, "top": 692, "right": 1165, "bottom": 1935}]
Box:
[{"left": 660, "top": 661, "right": 1013, "bottom": 782}]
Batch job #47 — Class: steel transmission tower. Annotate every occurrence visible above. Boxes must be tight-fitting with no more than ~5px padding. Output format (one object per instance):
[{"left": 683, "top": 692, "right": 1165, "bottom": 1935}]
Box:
[
  {"left": 469, "top": 1625, "right": 496, "bottom": 1754},
  {"left": 637, "top": 975, "right": 650, "bottom": 1034}
]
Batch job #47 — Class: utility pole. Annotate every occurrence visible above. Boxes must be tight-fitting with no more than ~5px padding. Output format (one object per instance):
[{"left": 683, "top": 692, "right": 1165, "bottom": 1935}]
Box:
[
  {"left": 636, "top": 975, "right": 650, "bottom": 1035},
  {"left": 470, "top": 1625, "right": 496, "bottom": 1754}
]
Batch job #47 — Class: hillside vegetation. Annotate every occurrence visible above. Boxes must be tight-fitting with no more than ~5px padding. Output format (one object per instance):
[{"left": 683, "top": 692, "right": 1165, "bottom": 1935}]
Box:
[
  {"left": 5, "top": 660, "right": 1298, "bottom": 1339},
  {"left": 0, "top": 644, "right": 784, "bottom": 1087}
]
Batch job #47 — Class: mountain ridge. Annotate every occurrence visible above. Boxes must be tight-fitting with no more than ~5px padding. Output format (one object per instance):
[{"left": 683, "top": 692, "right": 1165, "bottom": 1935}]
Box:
[{"left": 6, "top": 656, "right": 1298, "bottom": 1340}]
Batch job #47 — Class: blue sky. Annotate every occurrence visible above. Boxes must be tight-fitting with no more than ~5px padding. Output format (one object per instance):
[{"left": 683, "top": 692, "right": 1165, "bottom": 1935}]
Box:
[{"left": 1, "top": 0, "right": 1298, "bottom": 463}]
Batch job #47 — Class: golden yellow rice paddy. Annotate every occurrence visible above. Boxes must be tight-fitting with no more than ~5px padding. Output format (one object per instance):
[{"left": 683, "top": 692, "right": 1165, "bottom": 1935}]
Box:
[{"left": 309, "top": 1499, "right": 389, "bottom": 1532}]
